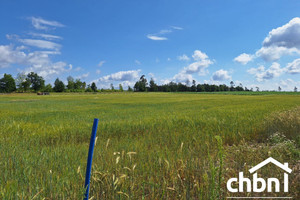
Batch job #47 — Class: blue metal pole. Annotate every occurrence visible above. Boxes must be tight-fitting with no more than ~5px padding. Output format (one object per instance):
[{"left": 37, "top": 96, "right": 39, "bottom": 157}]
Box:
[{"left": 84, "top": 118, "right": 99, "bottom": 200}]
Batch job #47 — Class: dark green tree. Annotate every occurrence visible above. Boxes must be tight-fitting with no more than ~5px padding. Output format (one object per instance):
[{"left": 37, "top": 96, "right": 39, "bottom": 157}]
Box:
[
  {"left": 149, "top": 78, "right": 158, "bottom": 92},
  {"left": 119, "top": 84, "right": 123, "bottom": 92},
  {"left": 110, "top": 83, "right": 114, "bottom": 91},
  {"left": 191, "top": 80, "right": 197, "bottom": 92},
  {"left": 67, "top": 76, "right": 75, "bottom": 90},
  {"left": 128, "top": 86, "right": 133, "bottom": 92},
  {"left": 134, "top": 75, "right": 147, "bottom": 92},
  {"left": 27, "top": 72, "right": 45, "bottom": 92},
  {"left": 91, "top": 82, "right": 97, "bottom": 92},
  {"left": 43, "top": 84, "right": 53, "bottom": 92},
  {"left": 0, "top": 74, "right": 16, "bottom": 93},
  {"left": 53, "top": 78, "right": 65, "bottom": 92}
]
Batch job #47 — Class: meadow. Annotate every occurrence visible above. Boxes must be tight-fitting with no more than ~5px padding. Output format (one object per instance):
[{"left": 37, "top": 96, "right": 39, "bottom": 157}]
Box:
[{"left": 0, "top": 92, "right": 299, "bottom": 199}]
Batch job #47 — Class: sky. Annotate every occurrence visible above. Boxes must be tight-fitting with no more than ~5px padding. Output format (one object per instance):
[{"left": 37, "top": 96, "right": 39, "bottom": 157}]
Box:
[{"left": 0, "top": 0, "right": 300, "bottom": 91}]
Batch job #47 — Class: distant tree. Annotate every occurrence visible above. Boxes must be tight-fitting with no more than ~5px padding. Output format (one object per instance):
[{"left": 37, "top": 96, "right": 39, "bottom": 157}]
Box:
[
  {"left": 278, "top": 86, "right": 282, "bottom": 92},
  {"left": 149, "top": 78, "right": 158, "bottom": 92},
  {"left": 15, "top": 72, "right": 26, "bottom": 92},
  {"left": 67, "top": 76, "right": 75, "bottom": 90},
  {"left": 0, "top": 74, "right": 16, "bottom": 93},
  {"left": 134, "top": 75, "right": 147, "bottom": 92},
  {"left": 91, "top": 82, "right": 97, "bottom": 92},
  {"left": 22, "top": 78, "right": 31, "bottom": 92},
  {"left": 256, "top": 87, "right": 259, "bottom": 92},
  {"left": 74, "top": 79, "right": 83, "bottom": 90},
  {"left": 110, "top": 83, "right": 114, "bottom": 91},
  {"left": 294, "top": 87, "right": 298, "bottom": 92},
  {"left": 128, "top": 86, "right": 133, "bottom": 92},
  {"left": 197, "top": 84, "right": 205, "bottom": 92},
  {"left": 27, "top": 72, "right": 45, "bottom": 92},
  {"left": 82, "top": 82, "right": 86, "bottom": 90},
  {"left": 43, "top": 84, "right": 53, "bottom": 92},
  {"left": 85, "top": 85, "right": 93, "bottom": 92},
  {"left": 53, "top": 78, "right": 65, "bottom": 92},
  {"left": 119, "top": 84, "right": 123, "bottom": 92},
  {"left": 230, "top": 81, "right": 235, "bottom": 91},
  {"left": 191, "top": 80, "right": 197, "bottom": 92}
]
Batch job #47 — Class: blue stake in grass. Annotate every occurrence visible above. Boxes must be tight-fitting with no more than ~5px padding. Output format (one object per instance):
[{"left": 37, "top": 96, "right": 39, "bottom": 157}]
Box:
[{"left": 84, "top": 118, "right": 99, "bottom": 200}]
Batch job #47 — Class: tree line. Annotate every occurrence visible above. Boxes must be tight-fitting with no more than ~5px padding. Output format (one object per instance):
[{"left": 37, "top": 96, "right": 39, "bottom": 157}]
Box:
[
  {"left": 135, "top": 75, "right": 253, "bottom": 92},
  {"left": 0, "top": 72, "right": 298, "bottom": 93}
]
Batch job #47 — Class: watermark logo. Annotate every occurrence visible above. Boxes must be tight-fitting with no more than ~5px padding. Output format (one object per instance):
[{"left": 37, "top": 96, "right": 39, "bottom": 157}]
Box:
[{"left": 227, "top": 157, "right": 292, "bottom": 198}]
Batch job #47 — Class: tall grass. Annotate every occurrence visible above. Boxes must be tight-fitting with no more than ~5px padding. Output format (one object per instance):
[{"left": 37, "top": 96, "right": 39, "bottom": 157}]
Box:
[{"left": 0, "top": 93, "right": 299, "bottom": 199}]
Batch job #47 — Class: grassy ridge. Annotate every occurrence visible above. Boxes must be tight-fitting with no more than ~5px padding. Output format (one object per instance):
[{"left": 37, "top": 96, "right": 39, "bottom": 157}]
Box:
[{"left": 0, "top": 93, "right": 299, "bottom": 199}]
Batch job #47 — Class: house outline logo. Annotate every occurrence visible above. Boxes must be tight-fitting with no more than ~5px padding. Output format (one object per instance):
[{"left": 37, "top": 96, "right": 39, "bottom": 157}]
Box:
[{"left": 227, "top": 157, "right": 293, "bottom": 194}]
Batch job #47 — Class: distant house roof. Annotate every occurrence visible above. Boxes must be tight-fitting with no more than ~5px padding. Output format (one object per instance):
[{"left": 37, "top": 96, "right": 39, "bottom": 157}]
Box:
[{"left": 249, "top": 157, "right": 292, "bottom": 174}]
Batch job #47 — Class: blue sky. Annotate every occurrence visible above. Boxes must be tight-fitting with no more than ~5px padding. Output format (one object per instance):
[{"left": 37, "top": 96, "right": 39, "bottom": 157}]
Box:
[{"left": 0, "top": 0, "right": 300, "bottom": 90}]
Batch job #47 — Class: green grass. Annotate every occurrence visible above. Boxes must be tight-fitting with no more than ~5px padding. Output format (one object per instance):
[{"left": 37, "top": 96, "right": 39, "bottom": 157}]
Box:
[{"left": 0, "top": 92, "right": 299, "bottom": 199}]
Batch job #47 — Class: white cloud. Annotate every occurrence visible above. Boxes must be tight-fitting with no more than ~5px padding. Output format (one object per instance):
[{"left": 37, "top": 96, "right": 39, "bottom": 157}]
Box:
[
  {"left": 256, "top": 17, "right": 300, "bottom": 61},
  {"left": 212, "top": 69, "right": 231, "bottom": 81},
  {"left": 248, "top": 62, "right": 285, "bottom": 81},
  {"left": 29, "top": 33, "right": 62, "bottom": 40},
  {"left": 234, "top": 53, "right": 254, "bottom": 65},
  {"left": 178, "top": 54, "right": 190, "bottom": 61},
  {"left": 192, "top": 50, "right": 208, "bottom": 61},
  {"left": 135, "top": 60, "right": 141, "bottom": 65},
  {"left": 183, "top": 60, "right": 211, "bottom": 75},
  {"left": 74, "top": 67, "right": 82, "bottom": 71},
  {"left": 285, "top": 58, "right": 300, "bottom": 74},
  {"left": 147, "top": 35, "right": 168, "bottom": 41},
  {"left": 96, "top": 69, "right": 101, "bottom": 74},
  {"left": 76, "top": 72, "right": 89, "bottom": 80},
  {"left": 98, "top": 60, "right": 105, "bottom": 67},
  {"left": 147, "top": 26, "right": 182, "bottom": 41},
  {"left": 167, "top": 58, "right": 171, "bottom": 61},
  {"left": 182, "top": 50, "right": 213, "bottom": 75},
  {"left": 263, "top": 18, "right": 300, "bottom": 49},
  {"left": 19, "top": 39, "right": 61, "bottom": 50},
  {"left": 0, "top": 45, "right": 70, "bottom": 78},
  {"left": 0, "top": 17, "right": 70, "bottom": 79},
  {"left": 24, "top": 61, "right": 71, "bottom": 79},
  {"left": 247, "top": 65, "right": 265, "bottom": 75},
  {"left": 173, "top": 73, "right": 193, "bottom": 85},
  {"left": 171, "top": 26, "right": 183, "bottom": 30},
  {"left": 30, "top": 17, "right": 64, "bottom": 30},
  {"left": 99, "top": 70, "right": 141, "bottom": 82},
  {"left": 148, "top": 72, "right": 154, "bottom": 77},
  {"left": 171, "top": 50, "right": 213, "bottom": 84},
  {"left": 0, "top": 45, "right": 26, "bottom": 68},
  {"left": 256, "top": 46, "right": 299, "bottom": 61}
]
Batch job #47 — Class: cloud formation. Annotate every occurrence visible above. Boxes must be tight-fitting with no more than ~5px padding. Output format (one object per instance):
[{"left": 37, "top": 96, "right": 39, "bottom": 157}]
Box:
[
  {"left": 147, "top": 26, "right": 183, "bottom": 41},
  {"left": 182, "top": 50, "right": 213, "bottom": 75},
  {"left": 99, "top": 70, "right": 141, "bottom": 82},
  {"left": 177, "top": 54, "right": 190, "bottom": 61},
  {"left": 147, "top": 35, "right": 167, "bottom": 41},
  {"left": 172, "top": 50, "right": 213, "bottom": 84},
  {"left": 0, "top": 17, "right": 69, "bottom": 79},
  {"left": 256, "top": 17, "right": 300, "bottom": 61},
  {"left": 29, "top": 33, "right": 62, "bottom": 40},
  {"left": 286, "top": 58, "right": 300, "bottom": 74},
  {"left": 247, "top": 62, "right": 285, "bottom": 81},
  {"left": 98, "top": 60, "right": 105, "bottom": 67},
  {"left": 30, "top": 17, "right": 64, "bottom": 30},
  {"left": 212, "top": 69, "right": 231, "bottom": 81},
  {"left": 234, "top": 53, "right": 253, "bottom": 65},
  {"left": 19, "top": 39, "right": 61, "bottom": 50},
  {"left": 0, "top": 45, "right": 26, "bottom": 68}
]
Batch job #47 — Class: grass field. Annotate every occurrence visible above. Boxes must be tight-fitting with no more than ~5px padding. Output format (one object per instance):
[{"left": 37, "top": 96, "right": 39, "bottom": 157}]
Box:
[{"left": 0, "top": 92, "right": 300, "bottom": 199}]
